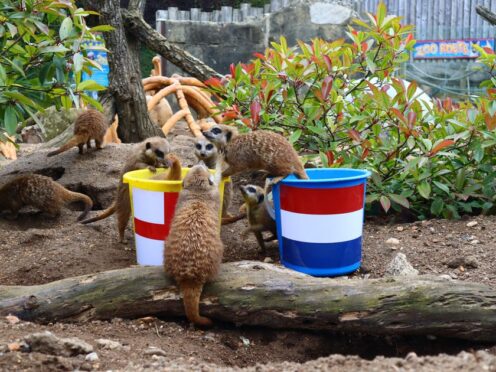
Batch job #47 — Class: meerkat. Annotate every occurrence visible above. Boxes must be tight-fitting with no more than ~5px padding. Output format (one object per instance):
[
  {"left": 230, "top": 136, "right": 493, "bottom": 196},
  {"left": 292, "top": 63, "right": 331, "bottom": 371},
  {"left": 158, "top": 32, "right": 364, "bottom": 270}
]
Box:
[
  {"left": 80, "top": 137, "right": 171, "bottom": 242},
  {"left": 47, "top": 109, "right": 107, "bottom": 157},
  {"left": 150, "top": 153, "right": 182, "bottom": 181},
  {"left": 201, "top": 124, "right": 308, "bottom": 184},
  {"left": 239, "top": 184, "right": 277, "bottom": 253},
  {"left": 0, "top": 174, "right": 93, "bottom": 221},
  {"left": 164, "top": 162, "right": 223, "bottom": 327},
  {"left": 193, "top": 137, "right": 237, "bottom": 224}
]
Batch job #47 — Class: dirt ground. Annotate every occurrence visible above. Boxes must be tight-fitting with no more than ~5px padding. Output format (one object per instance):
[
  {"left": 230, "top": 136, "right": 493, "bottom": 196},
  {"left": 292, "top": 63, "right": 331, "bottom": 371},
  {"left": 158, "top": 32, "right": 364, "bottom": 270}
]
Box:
[{"left": 1, "top": 144, "right": 496, "bottom": 371}]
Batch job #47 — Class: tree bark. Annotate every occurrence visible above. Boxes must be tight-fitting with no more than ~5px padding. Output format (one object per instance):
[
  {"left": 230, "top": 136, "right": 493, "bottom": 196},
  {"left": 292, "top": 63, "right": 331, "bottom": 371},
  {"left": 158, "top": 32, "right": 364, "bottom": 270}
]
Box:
[
  {"left": 476, "top": 5, "right": 496, "bottom": 25},
  {"left": 127, "top": 0, "right": 147, "bottom": 74},
  {"left": 121, "top": 9, "right": 222, "bottom": 82},
  {"left": 82, "top": 0, "right": 163, "bottom": 143},
  {"left": 1, "top": 261, "right": 496, "bottom": 342}
]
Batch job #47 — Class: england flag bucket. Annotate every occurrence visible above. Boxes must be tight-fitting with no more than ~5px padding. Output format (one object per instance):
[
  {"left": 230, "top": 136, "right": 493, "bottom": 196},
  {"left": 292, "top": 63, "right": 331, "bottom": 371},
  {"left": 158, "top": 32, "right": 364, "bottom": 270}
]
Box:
[
  {"left": 272, "top": 168, "right": 371, "bottom": 277},
  {"left": 123, "top": 168, "right": 229, "bottom": 266}
]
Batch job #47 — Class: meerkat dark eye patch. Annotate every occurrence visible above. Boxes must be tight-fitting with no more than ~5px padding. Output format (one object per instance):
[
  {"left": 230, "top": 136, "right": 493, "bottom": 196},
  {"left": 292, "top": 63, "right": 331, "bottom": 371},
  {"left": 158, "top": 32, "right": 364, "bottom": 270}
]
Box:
[
  {"left": 257, "top": 194, "right": 264, "bottom": 204},
  {"left": 211, "top": 127, "right": 221, "bottom": 135},
  {"left": 247, "top": 186, "right": 256, "bottom": 193},
  {"left": 206, "top": 144, "right": 213, "bottom": 150},
  {"left": 155, "top": 149, "right": 164, "bottom": 158},
  {"left": 146, "top": 142, "right": 151, "bottom": 150},
  {"left": 195, "top": 143, "right": 202, "bottom": 150}
]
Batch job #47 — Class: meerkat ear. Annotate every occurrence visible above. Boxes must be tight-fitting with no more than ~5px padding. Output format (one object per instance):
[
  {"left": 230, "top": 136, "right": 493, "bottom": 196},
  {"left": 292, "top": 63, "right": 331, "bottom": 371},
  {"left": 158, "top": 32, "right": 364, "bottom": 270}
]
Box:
[
  {"left": 146, "top": 142, "right": 151, "bottom": 150},
  {"left": 208, "top": 174, "right": 214, "bottom": 185},
  {"left": 258, "top": 194, "right": 264, "bottom": 204},
  {"left": 226, "top": 130, "right": 232, "bottom": 142}
]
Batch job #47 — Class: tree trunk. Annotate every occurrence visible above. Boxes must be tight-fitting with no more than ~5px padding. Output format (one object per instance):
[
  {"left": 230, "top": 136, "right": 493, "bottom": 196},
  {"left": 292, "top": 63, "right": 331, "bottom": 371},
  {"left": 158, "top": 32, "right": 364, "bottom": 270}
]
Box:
[
  {"left": 1, "top": 261, "right": 496, "bottom": 342},
  {"left": 127, "top": 0, "right": 147, "bottom": 75},
  {"left": 82, "top": 0, "right": 163, "bottom": 143},
  {"left": 121, "top": 9, "right": 222, "bottom": 82},
  {"left": 476, "top": 5, "right": 496, "bottom": 25}
]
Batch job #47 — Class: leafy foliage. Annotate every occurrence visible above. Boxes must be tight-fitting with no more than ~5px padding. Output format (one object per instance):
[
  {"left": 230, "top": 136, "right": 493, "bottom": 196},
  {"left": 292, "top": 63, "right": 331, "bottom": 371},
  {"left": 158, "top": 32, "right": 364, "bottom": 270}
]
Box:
[
  {"left": 206, "top": 3, "right": 496, "bottom": 219},
  {"left": 0, "top": 0, "right": 111, "bottom": 137}
]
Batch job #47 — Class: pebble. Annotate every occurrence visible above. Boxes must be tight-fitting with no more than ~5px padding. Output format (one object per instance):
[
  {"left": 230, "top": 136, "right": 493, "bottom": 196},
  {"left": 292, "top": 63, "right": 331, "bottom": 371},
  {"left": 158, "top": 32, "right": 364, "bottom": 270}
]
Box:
[
  {"left": 85, "top": 352, "right": 99, "bottom": 362},
  {"left": 96, "top": 338, "right": 122, "bottom": 350},
  {"left": 466, "top": 220, "right": 478, "bottom": 227},
  {"left": 263, "top": 257, "right": 273, "bottom": 263},
  {"left": 396, "top": 226, "right": 404, "bottom": 232},
  {"left": 144, "top": 347, "right": 167, "bottom": 357},
  {"left": 470, "top": 239, "right": 480, "bottom": 245},
  {"left": 386, "top": 238, "right": 400, "bottom": 245},
  {"left": 449, "top": 272, "right": 458, "bottom": 279}
]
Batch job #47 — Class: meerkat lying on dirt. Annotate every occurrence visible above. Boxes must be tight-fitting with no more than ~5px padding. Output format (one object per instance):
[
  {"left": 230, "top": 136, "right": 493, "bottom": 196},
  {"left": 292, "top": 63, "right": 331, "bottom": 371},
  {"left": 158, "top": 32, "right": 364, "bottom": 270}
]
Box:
[
  {"left": 80, "top": 137, "right": 171, "bottom": 242},
  {"left": 47, "top": 109, "right": 107, "bottom": 157},
  {"left": 0, "top": 174, "right": 93, "bottom": 221},
  {"left": 164, "top": 161, "right": 224, "bottom": 327}
]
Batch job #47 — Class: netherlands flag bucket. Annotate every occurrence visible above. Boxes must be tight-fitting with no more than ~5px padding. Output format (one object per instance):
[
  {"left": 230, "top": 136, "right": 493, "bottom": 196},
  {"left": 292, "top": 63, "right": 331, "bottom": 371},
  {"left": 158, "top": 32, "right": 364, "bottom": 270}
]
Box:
[
  {"left": 123, "top": 168, "right": 229, "bottom": 266},
  {"left": 272, "top": 168, "right": 371, "bottom": 277}
]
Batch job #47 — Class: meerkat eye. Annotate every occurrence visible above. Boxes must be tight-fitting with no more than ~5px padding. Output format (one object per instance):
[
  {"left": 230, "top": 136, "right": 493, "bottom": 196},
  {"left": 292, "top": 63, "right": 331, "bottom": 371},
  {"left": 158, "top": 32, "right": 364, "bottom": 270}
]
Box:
[
  {"left": 211, "top": 127, "right": 221, "bottom": 135},
  {"left": 247, "top": 186, "right": 256, "bottom": 193},
  {"left": 154, "top": 149, "right": 164, "bottom": 158},
  {"left": 195, "top": 143, "right": 202, "bottom": 150},
  {"left": 206, "top": 144, "right": 213, "bottom": 150}
]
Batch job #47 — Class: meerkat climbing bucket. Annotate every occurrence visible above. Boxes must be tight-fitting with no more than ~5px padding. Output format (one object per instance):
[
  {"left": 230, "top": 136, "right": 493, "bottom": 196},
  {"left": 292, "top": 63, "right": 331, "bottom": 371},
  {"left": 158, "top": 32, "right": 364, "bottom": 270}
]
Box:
[
  {"left": 271, "top": 168, "right": 371, "bottom": 277},
  {"left": 123, "top": 168, "right": 229, "bottom": 266}
]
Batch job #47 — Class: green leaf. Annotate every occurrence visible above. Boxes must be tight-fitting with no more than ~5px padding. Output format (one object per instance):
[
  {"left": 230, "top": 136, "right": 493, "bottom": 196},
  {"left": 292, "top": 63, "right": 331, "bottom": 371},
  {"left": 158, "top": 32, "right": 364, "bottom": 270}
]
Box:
[
  {"left": 73, "top": 52, "right": 84, "bottom": 72},
  {"left": 33, "top": 20, "right": 49, "bottom": 35},
  {"left": 380, "top": 195, "right": 391, "bottom": 213},
  {"left": 81, "top": 94, "right": 103, "bottom": 111},
  {"left": 288, "top": 129, "right": 302, "bottom": 144},
  {"left": 5, "top": 22, "right": 17, "bottom": 37},
  {"left": 89, "top": 25, "right": 115, "bottom": 32},
  {"left": 4, "top": 105, "right": 17, "bottom": 134},
  {"left": 433, "top": 181, "right": 450, "bottom": 195},
  {"left": 417, "top": 181, "right": 431, "bottom": 199},
  {"left": 430, "top": 198, "right": 444, "bottom": 215},
  {"left": 388, "top": 194, "right": 410, "bottom": 209},
  {"left": 77, "top": 79, "right": 106, "bottom": 91},
  {"left": 59, "top": 17, "right": 73, "bottom": 40},
  {"left": 0, "top": 64, "right": 6, "bottom": 85},
  {"left": 40, "top": 45, "right": 70, "bottom": 53},
  {"left": 3, "top": 91, "right": 42, "bottom": 110},
  {"left": 473, "top": 144, "right": 484, "bottom": 162}
]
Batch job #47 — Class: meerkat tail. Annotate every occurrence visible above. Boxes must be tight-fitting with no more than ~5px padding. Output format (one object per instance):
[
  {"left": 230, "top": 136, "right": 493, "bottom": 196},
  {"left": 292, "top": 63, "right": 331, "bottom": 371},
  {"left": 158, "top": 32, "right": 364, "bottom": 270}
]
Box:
[
  {"left": 47, "top": 134, "right": 86, "bottom": 157},
  {"left": 167, "top": 159, "right": 182, "bottom": 181},
  {"left": 80, "top": 202, "right": 117, "bottom": 224},
  {"left": 62, "top": 190, "right": 93, "bottom": 221},
  {"left": 179, "top": 281, "right": 212, "bottom": 327},
  {"left": 221, "top": 212, "right": 247, "bottom": 225}
]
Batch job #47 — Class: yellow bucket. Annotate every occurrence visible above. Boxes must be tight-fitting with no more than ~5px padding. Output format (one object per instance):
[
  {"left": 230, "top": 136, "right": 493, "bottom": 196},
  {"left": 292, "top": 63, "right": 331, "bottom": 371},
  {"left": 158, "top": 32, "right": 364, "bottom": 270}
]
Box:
[{"left": 123, "top": 167, "right": 229, "bottom": 266}]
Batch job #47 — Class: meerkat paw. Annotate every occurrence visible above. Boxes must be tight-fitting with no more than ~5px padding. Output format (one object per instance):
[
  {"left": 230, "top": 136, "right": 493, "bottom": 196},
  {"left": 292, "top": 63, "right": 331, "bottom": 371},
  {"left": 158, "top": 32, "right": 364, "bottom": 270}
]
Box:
[{"left": 147, "top": 165, "right": 157, "bottom": 173}]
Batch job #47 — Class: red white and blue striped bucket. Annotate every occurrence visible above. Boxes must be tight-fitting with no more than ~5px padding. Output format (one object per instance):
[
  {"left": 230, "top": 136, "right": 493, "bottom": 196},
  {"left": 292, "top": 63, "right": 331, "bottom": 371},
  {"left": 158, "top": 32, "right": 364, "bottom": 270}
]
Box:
[{"left": 272, "top": 168, "right": 371, "bottom": 277}]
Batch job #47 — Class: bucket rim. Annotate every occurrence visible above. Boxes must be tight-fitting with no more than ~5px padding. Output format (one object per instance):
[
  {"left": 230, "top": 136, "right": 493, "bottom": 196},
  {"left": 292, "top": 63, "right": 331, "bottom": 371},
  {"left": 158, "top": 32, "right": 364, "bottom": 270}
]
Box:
[
  {"left": 280, "top": 168, "right": 371, "bottom": 184},
  {"left": 123, "top": 167, "right": 230, "bottom": 185}
]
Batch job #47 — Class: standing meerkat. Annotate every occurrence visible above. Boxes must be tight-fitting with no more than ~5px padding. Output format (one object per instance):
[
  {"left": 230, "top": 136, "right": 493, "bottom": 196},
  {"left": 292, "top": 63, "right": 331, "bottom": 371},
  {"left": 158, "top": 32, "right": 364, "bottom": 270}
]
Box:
[
  {"left": 193, "top": 137, "right": 235, "bottom": 222},
  {"left": 0, "top": 174, "right": 93, "bottom": 221},
  {"left": 47, "top": 109, "right": 107, "bottom": 157},
  {"left": 239, "top": 184, "right": 277, "bottom": 253},
  {"left": 80, "top": 137, "right": 171, "bottom": 242},
  {"left": 201, "top": 124, "right": 308, "bottom": 183},
  {"left": 164, "top": 162, "right": 223, "bottom": 327}
]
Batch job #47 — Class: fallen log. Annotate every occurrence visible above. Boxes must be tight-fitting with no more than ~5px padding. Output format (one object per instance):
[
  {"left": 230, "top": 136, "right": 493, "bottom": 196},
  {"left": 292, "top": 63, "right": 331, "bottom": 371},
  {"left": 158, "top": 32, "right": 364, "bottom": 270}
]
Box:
[{"left": 1, "top": 261, "right": 495, "bottom": 342}]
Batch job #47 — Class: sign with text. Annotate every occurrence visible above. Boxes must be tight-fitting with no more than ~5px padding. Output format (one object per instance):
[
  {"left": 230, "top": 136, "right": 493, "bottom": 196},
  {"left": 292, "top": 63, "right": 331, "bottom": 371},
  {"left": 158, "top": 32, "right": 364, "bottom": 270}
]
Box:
[
  {"left": 81, "top": 38, "right": 109, "bottom": 90},
  {"left": 413, "top": 38, "right": 495, "bottom": 60}
]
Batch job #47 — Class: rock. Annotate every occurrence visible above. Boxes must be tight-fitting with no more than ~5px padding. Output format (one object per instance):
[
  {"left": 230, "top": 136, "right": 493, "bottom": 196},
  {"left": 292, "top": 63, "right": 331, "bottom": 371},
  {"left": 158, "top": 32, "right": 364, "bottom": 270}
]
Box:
[
  {"left": 85, "top": 352, "right": 99, "bottom": 361},
  {"left": 385, "top": 253, "right": 419, "bottom": 277},
  {"left": 263, "top": 257, "right": 273, "bottom": 263},
  {"left": 5, "top": 315, "right": 20, "bottom": 325},
  {"left": 309, "top": 3, "right": 352, "bottom": 25},
  {"left": 23, "top": 331, "right": 93, "bottom": 357},
  {"left": 447, "top": 256, "right": 479, "bottom": 269},
  {"left": 143, "top": 347, "right": 167, "bottom": 357},
  {"left": 21, "top": 106, "right": 82, "bottom": 143},
  {"left": 438, "top": 274, "right": 453, "bottom": 280},
  {"left": 21, "top": 125, "right": 44, "bottom": 144},
  {"left": 385, "top": 238, "right": 400, "bottom": 245},
  {"left": 466, "top": 220, "right": 478, "bottom": 227},
  {"left": 96, "top": 338, "right": 122, "bottom": 350},
  {"left": 396, "top": 226, "right": 404, "bottom": 232},
  {"left": 470, "top": 239, "right": 480, "bottom": 245}
]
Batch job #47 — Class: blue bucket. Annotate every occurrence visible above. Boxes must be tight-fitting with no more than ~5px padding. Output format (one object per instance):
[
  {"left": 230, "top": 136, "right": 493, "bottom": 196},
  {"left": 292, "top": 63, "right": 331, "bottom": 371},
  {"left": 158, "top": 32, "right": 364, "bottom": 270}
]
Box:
[{"left": 272, "top": 168, "right": 371, "bottom": 277}]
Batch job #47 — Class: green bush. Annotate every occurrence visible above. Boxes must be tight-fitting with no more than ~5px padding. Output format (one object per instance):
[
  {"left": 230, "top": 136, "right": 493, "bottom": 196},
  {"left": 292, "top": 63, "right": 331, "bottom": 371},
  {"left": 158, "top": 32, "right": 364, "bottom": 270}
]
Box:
[
  {"left": 206, "top": 3, "right": 496, "bottom": 220},
  {"left": 0, "top": 0, "right": 110, "bottom": 140}
]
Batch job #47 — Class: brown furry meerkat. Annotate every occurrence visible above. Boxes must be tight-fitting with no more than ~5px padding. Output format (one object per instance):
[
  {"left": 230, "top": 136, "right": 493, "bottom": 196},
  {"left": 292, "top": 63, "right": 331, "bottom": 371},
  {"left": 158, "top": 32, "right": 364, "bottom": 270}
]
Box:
[
  {"left": 0, "top": 174, "right": 93, "bottom": 221},
  {"left": 80, "top": 137, "right": 171, "bottom": 242},
  {"left": 239, "top": 184, "right": 277, "bottom": 253},
  {"left": 150, "top": 153, "right": 182, "bottom": 181},
  {"left": 47, "top": 109, "right": 107, "bottom": 157},
  {"left": 193, "top": 137, "right": 239, "bottom": 224},
  {"left": 201, "top": 124, "right": 308, "bottom": 183},
  {"left": 164, "top": 162, "right": 224, "bottom": 327}
]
